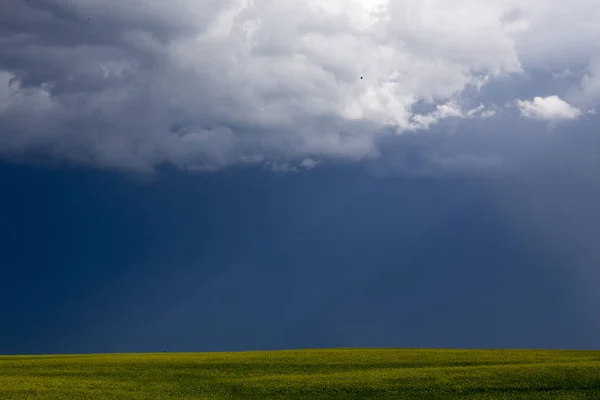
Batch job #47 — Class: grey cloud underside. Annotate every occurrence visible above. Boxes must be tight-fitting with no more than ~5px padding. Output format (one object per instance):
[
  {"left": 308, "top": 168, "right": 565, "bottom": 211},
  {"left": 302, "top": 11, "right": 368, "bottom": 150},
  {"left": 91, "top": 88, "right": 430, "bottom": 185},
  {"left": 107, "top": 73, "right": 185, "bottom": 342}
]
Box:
[
  {"left": 1, "top": 0, "right": 381, "bottom": 172},
  {"left": 0, "top": 1, "right": 228, "bottom": 169},
  {"left": 1, "top": 0, "right": 599, "bottom": 173}
]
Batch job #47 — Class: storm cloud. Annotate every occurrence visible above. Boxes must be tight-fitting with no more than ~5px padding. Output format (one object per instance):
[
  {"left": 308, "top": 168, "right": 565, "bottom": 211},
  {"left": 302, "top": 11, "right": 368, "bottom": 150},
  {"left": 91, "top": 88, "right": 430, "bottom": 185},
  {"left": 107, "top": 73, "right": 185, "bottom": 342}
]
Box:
[{"left": 0, "top": 0, "right": 599, "bottom": 173}]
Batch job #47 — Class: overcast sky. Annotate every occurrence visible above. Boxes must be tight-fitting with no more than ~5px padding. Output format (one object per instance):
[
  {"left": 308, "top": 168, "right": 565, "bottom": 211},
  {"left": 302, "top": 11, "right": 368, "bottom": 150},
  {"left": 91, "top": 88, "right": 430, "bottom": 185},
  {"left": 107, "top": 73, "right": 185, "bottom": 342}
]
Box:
[
  {"left": 1, "top": 0, "right": 600, "bottom": 354},
  {"left": 1, "top": 0, "right": 599, "bottom": 173}
]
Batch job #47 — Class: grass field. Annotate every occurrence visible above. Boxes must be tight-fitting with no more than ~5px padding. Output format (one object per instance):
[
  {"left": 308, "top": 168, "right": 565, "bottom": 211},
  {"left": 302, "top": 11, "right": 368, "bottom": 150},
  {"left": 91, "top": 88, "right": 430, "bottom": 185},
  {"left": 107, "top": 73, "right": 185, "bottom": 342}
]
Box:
[{"left": 2, "top": 349, "right": 600, "bottom": 399}]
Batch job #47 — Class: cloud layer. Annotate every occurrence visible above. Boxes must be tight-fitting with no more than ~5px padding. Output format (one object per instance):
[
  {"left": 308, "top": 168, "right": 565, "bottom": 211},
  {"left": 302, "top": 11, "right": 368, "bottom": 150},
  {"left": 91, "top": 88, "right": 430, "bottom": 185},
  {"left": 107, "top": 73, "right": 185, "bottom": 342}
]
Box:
[{"left": 1, "top": 0, "right": 599, "bottom": 173}]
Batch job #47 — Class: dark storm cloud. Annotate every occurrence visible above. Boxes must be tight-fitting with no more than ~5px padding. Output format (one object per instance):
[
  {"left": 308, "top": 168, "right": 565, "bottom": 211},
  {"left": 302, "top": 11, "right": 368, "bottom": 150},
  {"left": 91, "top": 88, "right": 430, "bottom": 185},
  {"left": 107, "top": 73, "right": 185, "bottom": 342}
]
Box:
[
  {"left": 0, "top": 0, "right": 599, "bottom": 173},
  {"left": 0, "top": 0, "right": 202, "bottom": 89}
]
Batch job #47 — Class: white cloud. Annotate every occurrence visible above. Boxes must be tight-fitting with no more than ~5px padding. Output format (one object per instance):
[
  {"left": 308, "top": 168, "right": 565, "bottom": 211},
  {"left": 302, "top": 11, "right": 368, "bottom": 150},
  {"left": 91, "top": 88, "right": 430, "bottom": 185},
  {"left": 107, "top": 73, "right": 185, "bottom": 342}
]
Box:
[
  {"left": 409, "top": 101, "right": 465, "bottom": 130},
  {"left": 265, "top": 157, "right": 319, "bottom": 173},
  {"left": 0, "top": 0, "right": 599, "bottom": 173},
  {"left": 408, "top": 102, "right": 498, "bottom": 130},
  {"left": 516, "top": 96, "right": 583, "bottom": 120},
  {"left": 299, "top": 158, "right": 319, "bottom": 170},
  {"left": 505, "top": 0, "right": 600, "bottom": 72}
]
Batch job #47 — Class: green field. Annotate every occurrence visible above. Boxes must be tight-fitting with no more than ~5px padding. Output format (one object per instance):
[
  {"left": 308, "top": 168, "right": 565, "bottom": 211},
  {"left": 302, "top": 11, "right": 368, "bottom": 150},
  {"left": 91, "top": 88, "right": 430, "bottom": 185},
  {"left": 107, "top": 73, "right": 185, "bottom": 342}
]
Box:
[{"left": 2, "top": 349, "right": 600, "bottom": 399}]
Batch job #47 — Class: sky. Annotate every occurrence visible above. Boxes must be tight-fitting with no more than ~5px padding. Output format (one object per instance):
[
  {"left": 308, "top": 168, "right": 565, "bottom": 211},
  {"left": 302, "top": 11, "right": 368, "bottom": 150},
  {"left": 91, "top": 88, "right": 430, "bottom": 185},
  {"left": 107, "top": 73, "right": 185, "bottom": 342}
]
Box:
[{"left": 1, "top": 0, "right": 600, "bottom": 354}]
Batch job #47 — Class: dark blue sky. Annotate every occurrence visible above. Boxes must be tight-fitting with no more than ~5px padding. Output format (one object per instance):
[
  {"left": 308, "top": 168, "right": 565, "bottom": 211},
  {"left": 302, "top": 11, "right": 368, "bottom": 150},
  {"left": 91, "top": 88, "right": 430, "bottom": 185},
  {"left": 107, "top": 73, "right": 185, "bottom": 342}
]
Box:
[{"left": 2, "top": 157, "right": 599, "bottom": 355}]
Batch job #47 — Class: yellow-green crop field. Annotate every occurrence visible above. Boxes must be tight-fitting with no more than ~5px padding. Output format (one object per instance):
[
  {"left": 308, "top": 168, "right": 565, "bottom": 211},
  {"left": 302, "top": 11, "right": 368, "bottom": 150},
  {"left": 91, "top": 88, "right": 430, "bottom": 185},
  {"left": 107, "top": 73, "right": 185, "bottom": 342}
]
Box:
[{"left": 2, "top": 349, "right": 600, "bottom": 399}]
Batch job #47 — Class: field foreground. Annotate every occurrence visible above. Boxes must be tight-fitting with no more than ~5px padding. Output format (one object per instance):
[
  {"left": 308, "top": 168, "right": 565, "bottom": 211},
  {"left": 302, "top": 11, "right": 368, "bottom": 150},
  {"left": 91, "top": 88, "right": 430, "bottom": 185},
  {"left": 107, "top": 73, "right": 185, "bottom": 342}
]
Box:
[{"left": 2, "top": 349, "right": 600, "bottom": 399}]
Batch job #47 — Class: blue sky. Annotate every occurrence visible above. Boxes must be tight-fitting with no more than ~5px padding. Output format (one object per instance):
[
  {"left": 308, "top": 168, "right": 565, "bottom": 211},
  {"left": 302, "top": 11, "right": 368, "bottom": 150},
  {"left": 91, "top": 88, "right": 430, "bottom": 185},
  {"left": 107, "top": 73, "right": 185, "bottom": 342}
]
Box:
[{"left": 1, "top": 0, "right": 600, "bottom": 354}]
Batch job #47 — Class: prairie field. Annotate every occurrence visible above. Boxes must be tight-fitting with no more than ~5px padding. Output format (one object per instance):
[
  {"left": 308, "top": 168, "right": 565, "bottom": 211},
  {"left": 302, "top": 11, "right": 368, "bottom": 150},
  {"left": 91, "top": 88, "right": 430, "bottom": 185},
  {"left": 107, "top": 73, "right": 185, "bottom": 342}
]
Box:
[{"left": 2, "top": 349, "right": 600, "bottom": 399}]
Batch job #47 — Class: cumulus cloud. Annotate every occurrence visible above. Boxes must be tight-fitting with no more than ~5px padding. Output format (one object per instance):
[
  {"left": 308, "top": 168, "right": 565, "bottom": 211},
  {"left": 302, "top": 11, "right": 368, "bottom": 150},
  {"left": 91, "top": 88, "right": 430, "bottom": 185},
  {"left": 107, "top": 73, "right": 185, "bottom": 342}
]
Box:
[
  {"left": 0, "top": 0, "right": 599, "bottom": 173},
  {"left": 516, "top": 96, "right": 583, "bottom": 121},
  {"left": 409, "top": 102, "right": 498, "bottom": 130}
]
